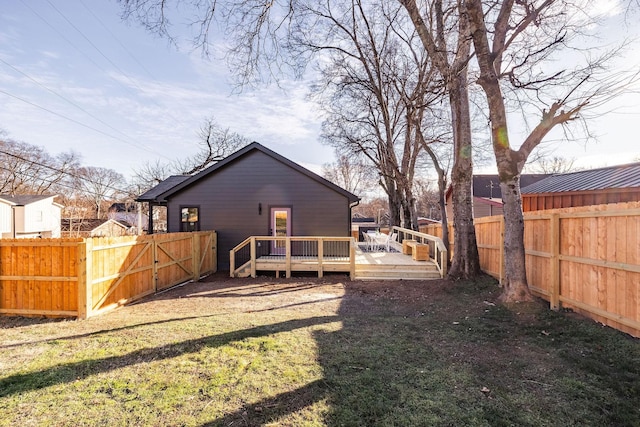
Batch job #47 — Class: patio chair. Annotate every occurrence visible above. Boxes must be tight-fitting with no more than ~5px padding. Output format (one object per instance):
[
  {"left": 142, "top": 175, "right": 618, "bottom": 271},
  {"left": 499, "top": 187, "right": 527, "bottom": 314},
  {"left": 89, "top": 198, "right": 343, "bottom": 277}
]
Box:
[
  {"left": 386, "top": 232, "right": 398, "bottom": 252},
  {"left": 363, "top": 231, "right": 374, "bottom": 252}
]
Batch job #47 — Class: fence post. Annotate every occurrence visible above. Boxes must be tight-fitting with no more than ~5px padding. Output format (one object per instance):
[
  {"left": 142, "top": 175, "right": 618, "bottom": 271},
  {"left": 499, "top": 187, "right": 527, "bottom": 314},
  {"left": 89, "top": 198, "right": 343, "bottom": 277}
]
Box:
[
  {"left": 77, "top": 239, "right": 92, "bottom": 319},
  {"left": 317, "top": 238, "right": 324, "bottom": 278},
  {"left": 229, "top": 247, "right": 235, "bottom": 278},
  {"left": 250, "top": 237, "right": 257, "bottom": 278},
  {"left": 350, "top": 238, "right": 356, "bottom": 280},
  {"left": 152, "top": 235, "right": 158, "bottom": 292},
  {"left": 212, "top": 231, "right": 217, "bottom": 273},
  {"left": 192, "top": 232, "right": 201, "bottom": 281},
  {"left": 499, "top": 216, "right": 505, "bottom": 286},
  {"left": 549, "top": 213, "right": 561, "bottom": 310},
  {"left": 285, "top": 238, "right": 291, "bottom": 278},
  {"left": 77, "top": 240, "right": 87, "bottom": 319}
]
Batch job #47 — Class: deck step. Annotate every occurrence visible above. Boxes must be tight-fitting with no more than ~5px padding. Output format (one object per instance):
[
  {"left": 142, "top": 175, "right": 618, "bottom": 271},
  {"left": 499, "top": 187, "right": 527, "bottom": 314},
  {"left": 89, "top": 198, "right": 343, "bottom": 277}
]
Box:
[{"left": 355, "top": 263, "right": 441, "bottom": 280}]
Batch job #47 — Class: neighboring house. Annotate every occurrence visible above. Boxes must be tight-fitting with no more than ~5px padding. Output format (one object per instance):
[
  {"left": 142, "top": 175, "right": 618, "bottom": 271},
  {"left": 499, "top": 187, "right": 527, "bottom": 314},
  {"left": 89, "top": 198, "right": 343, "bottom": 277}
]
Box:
[
  {"left": 351, "top": 216, "right": 378, "bottom": 241},
  {"left": 108, "top": 202, "right": 148, "bottom": 233},
  {"left": 445, "top": 174, "right": 550, "bottom": 220},
  {"left": 520, "top": 162, "right": 640, "bottom": 212},
  {"left": 137, "top": 142, "right": 361, "bottom": 269},
  {"left": 61, "top": 218, "right": 131, "bottom": 238},
  {"left": 0, "top": 195, "right": 63, "bottom": 239}
]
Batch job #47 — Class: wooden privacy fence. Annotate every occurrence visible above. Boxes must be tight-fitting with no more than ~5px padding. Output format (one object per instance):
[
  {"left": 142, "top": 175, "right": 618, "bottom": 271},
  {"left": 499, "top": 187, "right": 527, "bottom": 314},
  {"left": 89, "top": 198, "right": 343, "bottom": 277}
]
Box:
[
  {"left": 0, "top": 231, "right": 216, "bottom": 319},
  {"left": 473, "top": 202, "right": 640, "bottom": 337}
]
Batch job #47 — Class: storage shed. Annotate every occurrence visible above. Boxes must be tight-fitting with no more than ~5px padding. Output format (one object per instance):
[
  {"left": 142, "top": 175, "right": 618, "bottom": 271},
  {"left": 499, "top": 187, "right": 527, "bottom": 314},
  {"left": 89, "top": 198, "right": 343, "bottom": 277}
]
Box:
[
  {"left": 445, "top": 174, "right": 550, "bottom": 220},
  {"left": 520, "top": 162, "right": 640, "bottom": 212},
  {"left": 137, "top": 142, "right": 360, "bottom": 270}
]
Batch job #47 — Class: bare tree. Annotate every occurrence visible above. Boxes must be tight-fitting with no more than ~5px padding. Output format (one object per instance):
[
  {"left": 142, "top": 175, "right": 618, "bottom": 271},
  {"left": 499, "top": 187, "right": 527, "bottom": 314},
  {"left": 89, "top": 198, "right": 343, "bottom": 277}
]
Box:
[
  {"left": 78, "top": 166, "right": 127, "bottom": 218},
  {"left": 322, "top": 149, "right": 375, "bottom": 197},
  {"left": 300, "top": 0, "right": 446, "bottom": 230},
  {"left": 465, "top": 0, "right": 640, "bottom": 302},
  {"left": 526, "top": 155, "right": 579, "bottom": 174},
  {"left": 398, "top": 0, "right": 480, "bottom": 278},
  {"left": 132, "top": 116, "right": 250, "bottom": 192},
  {"left": 0, "top": 137, "right": 80, "bottom": 196},
  {"left": 174, "top": 117, "right": 250, "bottom": 175}
]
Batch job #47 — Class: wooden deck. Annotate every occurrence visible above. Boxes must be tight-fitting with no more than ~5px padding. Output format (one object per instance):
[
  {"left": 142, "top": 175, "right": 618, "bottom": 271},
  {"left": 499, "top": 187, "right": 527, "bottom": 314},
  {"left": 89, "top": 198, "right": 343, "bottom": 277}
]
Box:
[
  {"left": 237, "top": 244, "right": 440, "bottom": 280},
  {"left": 354, "top": 244, "right": 441, "bottom": 280},
  {"left": 230, "top": 230, "right": 447, "bottom": 280}
]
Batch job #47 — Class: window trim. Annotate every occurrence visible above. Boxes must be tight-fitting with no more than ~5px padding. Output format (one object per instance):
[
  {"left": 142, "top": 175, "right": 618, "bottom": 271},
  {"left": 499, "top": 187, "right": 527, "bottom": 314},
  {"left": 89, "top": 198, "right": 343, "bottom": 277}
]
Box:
[{"left": 179, "top": 205, "right": 200, "bottom": 232}]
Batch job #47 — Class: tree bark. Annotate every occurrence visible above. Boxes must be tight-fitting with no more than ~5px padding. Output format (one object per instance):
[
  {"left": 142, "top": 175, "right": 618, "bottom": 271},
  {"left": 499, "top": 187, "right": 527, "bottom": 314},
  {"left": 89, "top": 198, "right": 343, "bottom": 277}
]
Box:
[
  {"left": 399, "top": 0, "right": 480, "bottom": 279},
  {"left": 446, "top": 75, "right": 480, "bottom": 280},
  {"left": 467, "top": 0, "right": 533, "bottom": 301}
]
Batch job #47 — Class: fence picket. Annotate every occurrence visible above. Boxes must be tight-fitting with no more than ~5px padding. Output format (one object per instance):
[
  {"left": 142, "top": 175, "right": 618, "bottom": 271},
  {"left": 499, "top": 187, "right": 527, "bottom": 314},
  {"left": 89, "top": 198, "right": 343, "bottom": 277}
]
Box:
[{"left": 0, "top": 231, "right": 216, "bottom": 319}]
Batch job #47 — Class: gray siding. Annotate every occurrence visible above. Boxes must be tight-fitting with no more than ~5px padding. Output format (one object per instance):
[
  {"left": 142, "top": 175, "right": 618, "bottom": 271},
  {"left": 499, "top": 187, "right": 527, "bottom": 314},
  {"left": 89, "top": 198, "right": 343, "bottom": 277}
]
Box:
[{"left": 166, "top": 150, "right": 352, "bottom": 269}]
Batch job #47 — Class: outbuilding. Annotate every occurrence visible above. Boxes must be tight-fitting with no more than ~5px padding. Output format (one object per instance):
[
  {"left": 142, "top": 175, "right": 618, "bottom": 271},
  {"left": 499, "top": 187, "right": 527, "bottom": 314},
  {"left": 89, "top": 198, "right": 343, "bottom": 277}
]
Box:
[
  {"left": 520, "top": 162, "right": 640, "bottom": 211},
  {"left": 137, "top": 142, "right": 360, "bottom": 270}
]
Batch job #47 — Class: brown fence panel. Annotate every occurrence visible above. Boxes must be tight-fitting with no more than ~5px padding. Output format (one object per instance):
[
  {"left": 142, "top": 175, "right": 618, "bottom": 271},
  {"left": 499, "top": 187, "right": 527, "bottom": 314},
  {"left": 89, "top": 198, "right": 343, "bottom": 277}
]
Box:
[
  {"left": 523, "top": 214, "right": 553, "bottom": 298},
  {"left": 469, "top": 202, "right": 640, "bottom": 337},
  {"left": 197, "top": 231, "right": 217, "bottom": 276},
  {"left": 556, "top": 205, "right": 640, "bottom": 336},
  {"left": 88, "top": 236, "right": 156, "bottom": 316},
  {"left": 474, "top": 217, "right": 503, "bottom": 280},
  {"left": 0, "top": 238, "right": 81, "bottom": 317},
  {"left": 420, "top": 223, "right": 455, "bottom": 258},
  {"left": 154, "top": 233, "right": 196, "bottom": 291},
  {"left": 1, "top": 231, "right": 217, "bottom": 319}
]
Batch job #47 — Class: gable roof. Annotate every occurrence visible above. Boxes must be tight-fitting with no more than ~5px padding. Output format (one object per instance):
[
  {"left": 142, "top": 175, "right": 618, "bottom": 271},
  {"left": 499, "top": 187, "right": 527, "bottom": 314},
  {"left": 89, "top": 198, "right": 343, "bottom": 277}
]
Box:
[
  {"left": 137, "top": 175, "right": 190, "bottom": 202},
  {"left": 472, "top": 174, "right": 551, "bottom": 199},
  {"left": 61, "top": 218, "right": 130, "bottom": 233},
  {"left": 137, "top": 142, "right": 360, "bottom": 203},
  {"left": 521, "top": 162, "right": 640, "bottom": 194},
  {"left": 0, "top": 194, "right": 56, "bottom": 205}
]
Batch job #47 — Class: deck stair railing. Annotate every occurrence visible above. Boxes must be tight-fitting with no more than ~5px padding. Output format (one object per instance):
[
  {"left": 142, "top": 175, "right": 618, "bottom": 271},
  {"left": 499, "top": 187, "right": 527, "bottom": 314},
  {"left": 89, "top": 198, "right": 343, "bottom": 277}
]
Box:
[
  {"left": 230, "top": 236, "right": 356, "bottom": 278},
  {"left": 392, "top": 226, "right": 448, "bottom": 278}
]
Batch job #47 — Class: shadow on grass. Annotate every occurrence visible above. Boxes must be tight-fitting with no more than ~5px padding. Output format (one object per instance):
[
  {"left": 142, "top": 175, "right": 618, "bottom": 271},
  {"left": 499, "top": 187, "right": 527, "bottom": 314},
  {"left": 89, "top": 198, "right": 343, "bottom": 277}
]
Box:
[
  {"left": 204, "top": 277, "right": 640, "bottom": 426},
  {"left": 0, "top": 316, "right": 338, "bottom": 399},
  {"left": 0, "top": 314, "right": 227, "bottom": 350},
  {"left": 4, "top": 275, "right": 640, "bottom": 426}
]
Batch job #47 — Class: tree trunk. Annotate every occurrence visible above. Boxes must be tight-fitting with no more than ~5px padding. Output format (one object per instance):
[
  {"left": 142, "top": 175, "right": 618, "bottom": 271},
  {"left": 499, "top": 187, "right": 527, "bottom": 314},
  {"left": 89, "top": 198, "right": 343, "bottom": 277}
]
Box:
[
  {"left": 499, "top": 174, "right": 533, "bottom": 302},
  {"left": 447, "top": 74, "right": 481, "bottom": 280},
  {"left": 437, "top": 168, "right": 450, "bottom": 256}
]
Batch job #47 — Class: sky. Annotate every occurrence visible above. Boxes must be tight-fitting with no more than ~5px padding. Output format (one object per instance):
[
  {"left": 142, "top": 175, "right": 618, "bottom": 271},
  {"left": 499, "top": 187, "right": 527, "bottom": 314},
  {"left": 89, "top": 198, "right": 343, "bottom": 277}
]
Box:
[{"left": 0, "top": 0, "right": 639, "bottom": 187}]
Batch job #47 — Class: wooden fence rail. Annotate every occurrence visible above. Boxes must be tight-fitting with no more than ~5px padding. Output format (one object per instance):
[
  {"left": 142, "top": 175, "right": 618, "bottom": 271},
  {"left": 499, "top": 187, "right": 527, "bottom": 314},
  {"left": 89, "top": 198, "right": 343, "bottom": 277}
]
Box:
[
  {"left": 467, "top": 202, "right": 640, "bottom": 337},
  {"left": 1, "top": 231, "right": 216, "bottom": 319}
]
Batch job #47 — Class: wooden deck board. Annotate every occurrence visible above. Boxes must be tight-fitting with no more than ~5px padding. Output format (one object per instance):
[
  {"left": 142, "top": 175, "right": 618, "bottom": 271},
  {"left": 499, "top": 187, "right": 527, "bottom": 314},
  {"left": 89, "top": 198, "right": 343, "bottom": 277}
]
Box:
[{"left": 253, "top": 243, "right": 440, "bottom": 280}]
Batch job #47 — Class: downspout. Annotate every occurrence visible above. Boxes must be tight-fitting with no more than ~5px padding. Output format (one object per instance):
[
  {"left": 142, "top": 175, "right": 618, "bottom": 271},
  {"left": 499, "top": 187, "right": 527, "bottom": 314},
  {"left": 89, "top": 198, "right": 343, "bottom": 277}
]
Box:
[{"left": 349, "top": 200, "right": 360, "bottom": 237}]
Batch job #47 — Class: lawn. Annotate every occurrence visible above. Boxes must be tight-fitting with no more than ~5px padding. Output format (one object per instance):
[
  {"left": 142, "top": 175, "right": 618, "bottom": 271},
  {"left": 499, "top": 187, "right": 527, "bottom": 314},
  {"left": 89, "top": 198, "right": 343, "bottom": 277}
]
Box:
[{"left": 1, "top": 273, "right": 639, "bottom": 426}]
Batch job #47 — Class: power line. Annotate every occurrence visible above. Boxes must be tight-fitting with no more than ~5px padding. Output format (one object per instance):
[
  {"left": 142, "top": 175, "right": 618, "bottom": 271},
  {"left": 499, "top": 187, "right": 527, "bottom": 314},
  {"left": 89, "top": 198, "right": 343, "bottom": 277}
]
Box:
[
  {"left": 14, "top": 0, "right": 188, "bottom": 144},
  {"left": 78, "top": 0, "right": 160, "bottom": 82},
  {"left": 42, "top": 0, "right": 186, "bottom": 128},
  {"left": 0, "top": 88, "right": 170, "bottom": 160},
  {"left": 0, "top": 57, "right": 143, "bottom": 145},
  {"left": 0, "top": 149, "right": 132, "bottom": 195}
]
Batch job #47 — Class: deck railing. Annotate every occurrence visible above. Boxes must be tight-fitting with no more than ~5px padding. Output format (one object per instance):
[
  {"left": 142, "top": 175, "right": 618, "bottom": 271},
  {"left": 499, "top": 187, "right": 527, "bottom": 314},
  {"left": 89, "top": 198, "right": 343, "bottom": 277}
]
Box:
[
  {"left": 391, "top": 226, "right": 448, "bottom": 278},
  {"left": 230, "top": 236, "right": 356, "bottom": 278}
]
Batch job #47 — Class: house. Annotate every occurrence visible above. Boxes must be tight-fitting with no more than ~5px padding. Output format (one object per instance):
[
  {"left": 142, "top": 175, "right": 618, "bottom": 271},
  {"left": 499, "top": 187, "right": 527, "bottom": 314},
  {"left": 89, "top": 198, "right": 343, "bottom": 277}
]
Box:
[
  {"left": 0, "top": 195, "right": 63, "bottom": 239},
  {"left": 108, "top": 202, "right": 148, "bottom": 233},
  {"left": 61, "top": 218, "right": 132, "bottom": 237},
  {"left": 351, "top": 216, "right": 378, "bottom": 241},
  {"left": 520, "top": 162, "right": 640, "bottom": 212},
  {"left": 445, "top": 174, "right": 550, "bottom": 220},
  {"left": 137, "top": 142, "right": 361, "bottom": 269}
]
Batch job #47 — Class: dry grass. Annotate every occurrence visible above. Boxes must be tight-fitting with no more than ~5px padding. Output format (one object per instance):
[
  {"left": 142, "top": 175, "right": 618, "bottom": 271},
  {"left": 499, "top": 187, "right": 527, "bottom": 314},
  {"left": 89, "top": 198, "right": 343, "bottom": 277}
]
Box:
[{"left": 1, "top": 272, "right": 639, "bottom": 426}]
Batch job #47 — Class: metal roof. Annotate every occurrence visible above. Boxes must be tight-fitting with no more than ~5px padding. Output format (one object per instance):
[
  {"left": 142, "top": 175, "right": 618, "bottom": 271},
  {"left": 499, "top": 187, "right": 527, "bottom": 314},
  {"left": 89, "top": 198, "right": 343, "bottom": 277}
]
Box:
[
  {"left": 472, "top": 174, "right": 551, "bottom": 198},
  {"left": 521, "top": 162, "right": 640, "bottom": 194}
]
